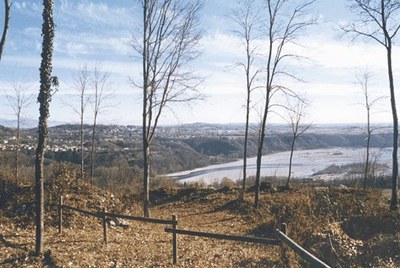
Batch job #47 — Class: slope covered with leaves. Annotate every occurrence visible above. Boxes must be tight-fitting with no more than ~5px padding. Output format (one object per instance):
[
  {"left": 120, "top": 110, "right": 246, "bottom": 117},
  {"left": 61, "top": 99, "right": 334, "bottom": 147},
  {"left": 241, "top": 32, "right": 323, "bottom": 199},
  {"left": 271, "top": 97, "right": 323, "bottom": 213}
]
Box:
[{"left": 1, "top": 169, "right": 400, "bottom": 267}]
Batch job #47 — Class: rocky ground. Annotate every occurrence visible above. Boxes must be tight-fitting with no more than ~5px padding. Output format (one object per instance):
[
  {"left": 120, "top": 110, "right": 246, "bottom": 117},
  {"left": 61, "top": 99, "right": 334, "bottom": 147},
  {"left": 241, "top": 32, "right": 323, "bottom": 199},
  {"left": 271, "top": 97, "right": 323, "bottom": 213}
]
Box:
[{"left": 1, "top": 170, "right": 400, "bottom": 267}]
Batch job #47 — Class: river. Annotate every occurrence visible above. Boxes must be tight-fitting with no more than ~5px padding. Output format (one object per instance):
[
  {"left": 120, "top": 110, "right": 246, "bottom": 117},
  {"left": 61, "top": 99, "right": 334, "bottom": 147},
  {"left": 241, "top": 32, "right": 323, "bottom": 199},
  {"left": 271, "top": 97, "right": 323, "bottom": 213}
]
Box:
[{"left": 165, "top": 147, "right": 392, "bottom": 184}]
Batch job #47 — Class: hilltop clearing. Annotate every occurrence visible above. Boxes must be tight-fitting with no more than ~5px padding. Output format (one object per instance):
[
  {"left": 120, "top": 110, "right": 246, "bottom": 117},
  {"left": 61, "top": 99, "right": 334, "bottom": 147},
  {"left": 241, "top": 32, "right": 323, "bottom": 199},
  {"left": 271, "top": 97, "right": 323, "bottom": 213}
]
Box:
[{"left": 1, "top": 171, "right": 400, "bottom": 267}]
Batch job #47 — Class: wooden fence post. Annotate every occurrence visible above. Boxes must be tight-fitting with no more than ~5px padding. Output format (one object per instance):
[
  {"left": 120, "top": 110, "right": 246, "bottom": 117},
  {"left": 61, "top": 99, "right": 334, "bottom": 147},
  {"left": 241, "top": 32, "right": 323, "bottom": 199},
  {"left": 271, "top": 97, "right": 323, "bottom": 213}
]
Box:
[
  {"left": 279, "top": 223, "right": 288, "bottom": 266},
  {"left": 281, "top": 223, "right": 287, "bottom": 235},
  {"left": 172, "top": 214, "right": 177, "bottom": 264},
  {"left": 58, "top": 196, "right": 63, "bottom": 234},
  {"left": 1, "top": 180, "right": 5, "bottom": 195},
  {"left": 102, "top": 208, "right": 108, "bottom": 245}
]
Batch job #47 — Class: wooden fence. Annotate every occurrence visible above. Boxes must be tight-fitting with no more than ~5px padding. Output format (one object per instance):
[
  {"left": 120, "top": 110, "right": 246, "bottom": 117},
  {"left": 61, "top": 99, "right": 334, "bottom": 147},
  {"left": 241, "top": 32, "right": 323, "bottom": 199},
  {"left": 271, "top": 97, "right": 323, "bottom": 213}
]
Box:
[
  {"left": 164, "top": 227, "right": 281, "bottom": 265},
  {"left": 274, "top": 227, "right": 330, "bottom": 268},
  {"left": 57, "top": 196, "right": 330, "bottom": 267},
  {"left": 57, "top": 196, "right": 177, "bottom": 245},
  {"left": 165, "top": 222, "right": 330, "bottom": 267}
]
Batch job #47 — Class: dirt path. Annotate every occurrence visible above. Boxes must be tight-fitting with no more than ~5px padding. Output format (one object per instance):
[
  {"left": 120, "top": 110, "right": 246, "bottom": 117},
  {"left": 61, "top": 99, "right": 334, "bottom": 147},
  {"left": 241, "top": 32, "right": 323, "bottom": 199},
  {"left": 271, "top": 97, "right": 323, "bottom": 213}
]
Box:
[{"left": 1, "top": 198, "right": 284, "bottom": 267}]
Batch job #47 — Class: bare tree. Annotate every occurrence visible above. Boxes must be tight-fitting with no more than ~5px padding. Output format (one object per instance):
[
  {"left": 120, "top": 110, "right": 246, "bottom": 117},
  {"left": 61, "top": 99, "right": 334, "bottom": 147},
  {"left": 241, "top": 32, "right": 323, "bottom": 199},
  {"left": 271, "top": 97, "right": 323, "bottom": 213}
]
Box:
[
  {"left": 356, "top": 71, "right": 384, "bottom": 189},
  {"left": 253, "top": 0, "right": 315, "bottom": 208},
  {"left": 67, "top": 64, "right": 91, "bottom": 180},
  {"left": 35, "top": 0, "right": 57, "bottom": 255},
  {"left": 0, "top": 0, "right": 10, "bottom": 60},
  {"left": 343, "top": 0, "right": 400, "bottom": 210},
  {"left": 5, "top": 81, "right": 34, "bottom": 184},
  {"left": 230, "top": 0, "right": 263, "bottom": 200},
  {"left": 133, "top": 0, "right": 203, "bottom": 217},
  {"left": 89, "top": 63, "right": 112, "bottom": 183},
  {"left": 284, "top": 97, "right": 310, "bottom": 189}
]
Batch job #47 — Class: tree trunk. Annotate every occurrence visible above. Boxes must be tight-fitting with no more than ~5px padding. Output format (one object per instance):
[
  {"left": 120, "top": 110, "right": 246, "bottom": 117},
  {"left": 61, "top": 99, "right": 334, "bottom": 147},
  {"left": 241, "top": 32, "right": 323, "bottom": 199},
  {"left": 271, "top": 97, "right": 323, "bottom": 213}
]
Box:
[
  {"left": 0, "top": 0, "right": 10, "bottom": 61},
  {"left": 254, "top": 157, "right": 261, "bottom": 208},
  {"left": 90, "top": 114, "right": 97, "bottom": 184},
  {"left": 35, "top": 123, "right": 45, "bottom": 256},
  {"left": 142, "top": 0, "right": 150, "bottom": 218},
  {"left": 254, "top": 105, "right": 268, "bottom": 208},
  {"left": 363, "top": 128, "right": 371, "bottom": 190},
  {"left": 286, "top": 137, "right": 296, "bottom": 188},
  {"left": 80, "top": 100, "right": 84, "bottom": 180},
  {"left": 387, "top": 43, "right": 398, "bottom": 210},
  {"left": 254, "top": 6, "right": 275, "bottom": 208},
  {"left": 143, "top": 140, "right": 150, "bottom": 217},
  {"left": 241, "top": 87, "right": 251, "bottom": 200},
  {"left": 35, "top": 0, "right": 55, "bottom": 255},
  {"left": 16, "top": 112, "right": 20, "bottom": 184},
  {"left": 254, "top": 31, "right": 273, "bottom": 208}
]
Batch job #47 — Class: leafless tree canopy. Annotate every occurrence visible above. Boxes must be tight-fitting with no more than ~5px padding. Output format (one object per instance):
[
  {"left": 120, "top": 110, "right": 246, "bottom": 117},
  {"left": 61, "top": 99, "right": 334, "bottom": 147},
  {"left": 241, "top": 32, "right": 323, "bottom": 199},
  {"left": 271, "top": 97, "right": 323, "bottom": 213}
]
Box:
[
  {"left": 230, "top": 0, "right": 264, "bottom": 199},
  {"left": 343, "top": 0, "right": 400, "bottom": 210},
  {"left": 253, "top": 0, "right": 316, "bottom": 208},
  {"left": 70, "top": 63, "right": 91, "bottom": 115},
  {"left": 70, "top": 63, "right": 91, "bottom": 180},
  {"left": 5, "top": 82, "right": 34, "bottom": 183},
  {"left": 133, "top": 0, "right": 203, "bottom": 217},
  {"left": 283, "top": 97, "right": 310, "bottom": 188},
  {"left": 133, "top": 0, "right": 203, "bottom": 142},
  {"left": 5, "top": 82, "right": 34, "bottom": 119},
  {"left": 89, "top": 63, "right": 114, "bottom": 181},
  {"left": 344, "top": 0, "right": 400, "bottom": 46},
  {"left": 356, "top": 71, "right": 384, "bottom": 189}
]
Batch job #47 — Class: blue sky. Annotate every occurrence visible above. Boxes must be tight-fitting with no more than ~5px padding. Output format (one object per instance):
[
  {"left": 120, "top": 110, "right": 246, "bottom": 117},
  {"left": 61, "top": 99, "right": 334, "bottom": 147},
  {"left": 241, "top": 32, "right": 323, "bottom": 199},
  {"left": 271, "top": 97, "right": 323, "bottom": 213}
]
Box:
[{"left": 0, "top": 0, "right": 398, "bottom": 126}]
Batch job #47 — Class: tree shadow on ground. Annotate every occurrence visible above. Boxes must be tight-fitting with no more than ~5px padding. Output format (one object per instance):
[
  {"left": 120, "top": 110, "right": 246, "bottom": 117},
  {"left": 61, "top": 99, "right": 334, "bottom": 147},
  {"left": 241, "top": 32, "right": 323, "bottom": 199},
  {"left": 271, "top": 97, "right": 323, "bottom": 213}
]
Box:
[
  {"left": 43, "top": 250, "right": 59, "bottom": 267},
  {"left": 200, "top": 216, "right": 237, "bottom": 226},
  {"left": 150, "top": 187, "right": 217, "bottom": 206},
  {"left": 212, "top": 198, "right": 261, "bottom": 217},
  {"left": 0, "top": 250, "right": 59, "bottom": 268},
  {"left": 49, "top": 239, "right": 100, "bottom": 245},
  {"left": 0, "top": 234, "right": 29, "bottom": 251},
  {"left": 234, "top": 257, "right": 284, "bottom": 267}
]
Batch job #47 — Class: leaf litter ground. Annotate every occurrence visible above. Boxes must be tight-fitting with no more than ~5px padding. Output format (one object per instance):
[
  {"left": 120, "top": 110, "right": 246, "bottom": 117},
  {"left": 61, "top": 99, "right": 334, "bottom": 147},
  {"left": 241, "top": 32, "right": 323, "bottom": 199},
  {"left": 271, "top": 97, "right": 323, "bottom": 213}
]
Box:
[{"left": 1, "top": 176, "right": 400, "bottom": 267}]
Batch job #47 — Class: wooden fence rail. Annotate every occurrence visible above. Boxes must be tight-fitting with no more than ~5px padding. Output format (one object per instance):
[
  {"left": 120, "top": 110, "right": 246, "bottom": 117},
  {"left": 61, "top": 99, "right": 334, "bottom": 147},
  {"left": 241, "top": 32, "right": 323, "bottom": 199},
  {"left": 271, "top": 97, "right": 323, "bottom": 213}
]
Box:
[
  {"left": 57, "top": 196, "right": 177, "bottom": 245},
  {"left": 165, "top": 227, "right": 280, "bottom": 245},
  {"left": 273, "top": 228, "right": 330, "bottom": 268},
  {"left": 102, "top": 211, "right": 176, "bottom": 225},
  {"left": 165, "top": 223, "right": 330, "bottom": 267},
  {"left": 165, "top": 226, "right": 281, "bottom": 264},
  {"left": 61, "top": 204, "right": 101, "bottom": 218}
]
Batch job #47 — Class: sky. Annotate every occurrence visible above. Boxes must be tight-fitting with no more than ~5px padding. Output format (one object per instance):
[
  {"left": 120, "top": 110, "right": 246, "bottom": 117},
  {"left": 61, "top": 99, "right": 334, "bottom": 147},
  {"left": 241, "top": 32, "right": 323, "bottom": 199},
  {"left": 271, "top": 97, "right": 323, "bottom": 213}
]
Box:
[{"left": 0, "top": 0, "right": 398, "bottom": 126}]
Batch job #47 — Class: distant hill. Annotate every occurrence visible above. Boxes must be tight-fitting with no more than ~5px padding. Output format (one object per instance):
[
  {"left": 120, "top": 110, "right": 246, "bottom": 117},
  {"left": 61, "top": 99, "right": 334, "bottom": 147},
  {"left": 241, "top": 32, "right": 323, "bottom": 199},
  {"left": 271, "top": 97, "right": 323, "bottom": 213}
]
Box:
[
  {"left": 0, "top": 118, "right": 66, "bottom": 129},
  {"left": 0, "top": 122, "right": 395, "bottom": 175}
]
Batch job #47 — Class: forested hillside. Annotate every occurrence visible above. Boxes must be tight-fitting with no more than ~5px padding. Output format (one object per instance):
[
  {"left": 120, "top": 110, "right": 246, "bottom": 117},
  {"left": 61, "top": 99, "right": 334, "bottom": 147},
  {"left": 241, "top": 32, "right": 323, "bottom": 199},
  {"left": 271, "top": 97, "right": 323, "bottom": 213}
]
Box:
[{"left": 0, "top": 123, "right": 393, "bottom": 175}]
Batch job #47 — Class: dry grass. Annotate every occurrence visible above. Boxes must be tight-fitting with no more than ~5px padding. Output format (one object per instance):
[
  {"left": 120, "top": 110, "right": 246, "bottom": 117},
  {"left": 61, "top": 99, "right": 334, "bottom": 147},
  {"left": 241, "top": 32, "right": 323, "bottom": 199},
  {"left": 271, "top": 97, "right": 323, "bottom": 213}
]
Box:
[
  {"left": 1, "top": 193, "right": 283, "bottom": 267},
  {"left": 1, "top": 171, "right": 400, "bottom": 267}
]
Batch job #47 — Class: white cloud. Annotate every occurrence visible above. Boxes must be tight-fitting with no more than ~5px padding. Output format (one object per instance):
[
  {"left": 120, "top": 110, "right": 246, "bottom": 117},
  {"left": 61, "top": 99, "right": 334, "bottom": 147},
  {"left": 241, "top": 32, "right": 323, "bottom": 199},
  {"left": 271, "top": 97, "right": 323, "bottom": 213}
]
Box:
[
  {"left": 23, "top": 27, "right": 41, "bottom": 37},
  {"left": 200, "top": 31, "right": 243, "bottom": 61},
  {"left": 14, "top": 1, "right": 41, "bottom": 13},
  {"left": 65, "top": 42, "right": 89, "bottom": 56},
  {"left": 305, "top": 37, "right": 387, "bottom": 70},
  {"left": 52, "top": 1, "right": 136, "bottom": 61},
  {"left": 59, "top": 1, "right": 136, "bottom": 29},
  {"left": 54, "top": 31, "right": 131, "bottom": 58}
]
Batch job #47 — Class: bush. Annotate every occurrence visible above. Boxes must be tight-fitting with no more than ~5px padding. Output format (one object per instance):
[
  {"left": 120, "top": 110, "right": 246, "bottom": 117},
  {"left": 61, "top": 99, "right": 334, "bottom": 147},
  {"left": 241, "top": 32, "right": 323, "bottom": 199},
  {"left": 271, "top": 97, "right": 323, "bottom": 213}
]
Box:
[{"left": 219, "top": 177, "right": 236, "bottom": 188}]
